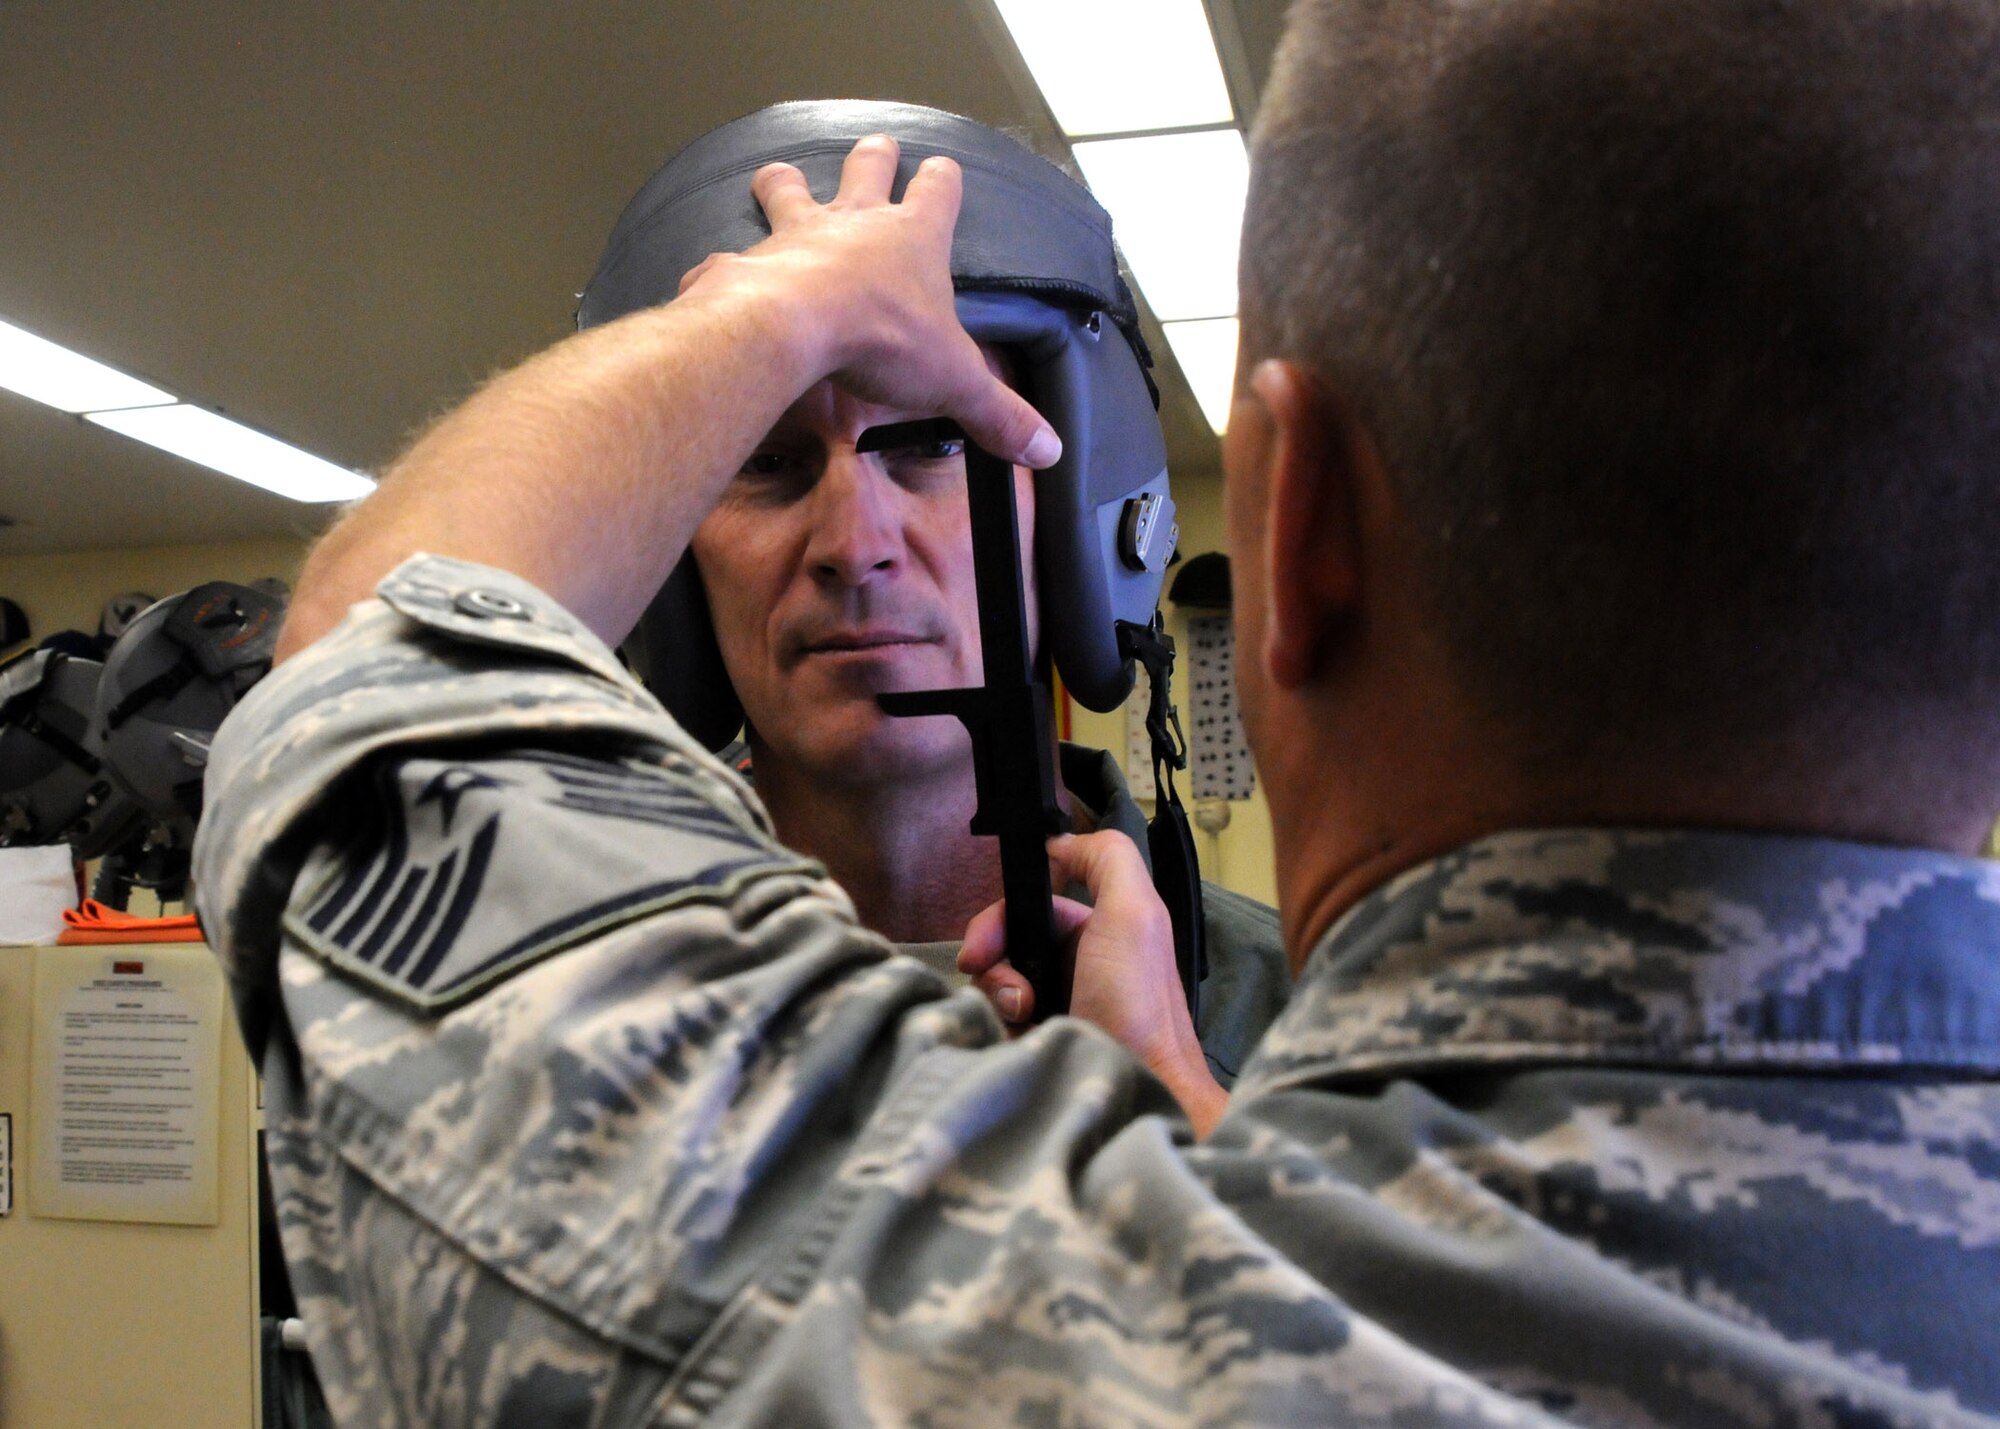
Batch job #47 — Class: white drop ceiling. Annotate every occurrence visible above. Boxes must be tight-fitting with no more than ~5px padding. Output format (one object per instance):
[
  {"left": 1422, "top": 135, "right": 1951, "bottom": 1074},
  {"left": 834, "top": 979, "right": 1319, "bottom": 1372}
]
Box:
[{"left": 0, "top": 0, "right": 1289, "bottom": 557}]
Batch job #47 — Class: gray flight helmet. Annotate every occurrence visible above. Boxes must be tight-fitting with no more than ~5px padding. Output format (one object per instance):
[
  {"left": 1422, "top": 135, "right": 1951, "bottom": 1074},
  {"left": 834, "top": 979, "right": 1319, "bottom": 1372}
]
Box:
[
  {"left": 0, "top": 646, "right": 145, "bottom": 858},
  {"left": 578, "top": 99, "right": 1176, "bottom": 751},
  {"left": 93, "top": 582, "right": 284, "bottom": 830}
]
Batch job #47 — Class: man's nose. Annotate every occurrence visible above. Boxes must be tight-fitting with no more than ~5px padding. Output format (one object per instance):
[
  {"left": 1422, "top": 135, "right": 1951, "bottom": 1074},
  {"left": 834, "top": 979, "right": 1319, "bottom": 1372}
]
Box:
[{"left": 804, "top": 454, "right": 904, "bottom": 585}]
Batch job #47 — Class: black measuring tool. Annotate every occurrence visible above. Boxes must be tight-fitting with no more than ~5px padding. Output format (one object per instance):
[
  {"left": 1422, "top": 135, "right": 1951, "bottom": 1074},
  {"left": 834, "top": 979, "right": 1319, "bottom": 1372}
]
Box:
[{"left": 859, "top": 416, "right": 1070, "bottom": 1018}]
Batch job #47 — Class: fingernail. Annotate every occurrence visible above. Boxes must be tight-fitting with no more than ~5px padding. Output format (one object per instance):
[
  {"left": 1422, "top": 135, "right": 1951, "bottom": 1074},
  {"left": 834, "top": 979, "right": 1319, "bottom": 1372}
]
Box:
[
  {"left": 1021, "top": 426, "right": 1062, "bottom": 469},
  {"left": 998, "top": 988, "right": 1024, "bottom": 1021}
]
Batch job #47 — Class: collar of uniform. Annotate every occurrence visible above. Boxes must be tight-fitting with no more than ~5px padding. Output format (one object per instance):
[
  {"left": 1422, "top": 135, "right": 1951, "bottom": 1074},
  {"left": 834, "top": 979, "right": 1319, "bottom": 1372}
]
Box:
[
  {"left": 1058, "top": 742, "right": 1150, "bottom": 862},
  {"left": 1235, "top": 827, "right": 2000, "bottom": 1096},
  {"left": 894, "top": 939, "right": 969, "bottom": 983}
]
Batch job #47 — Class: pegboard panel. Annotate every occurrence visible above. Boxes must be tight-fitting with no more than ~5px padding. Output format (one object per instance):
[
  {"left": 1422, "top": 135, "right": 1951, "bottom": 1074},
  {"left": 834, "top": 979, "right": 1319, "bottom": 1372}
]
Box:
[{"left": 1186, "top": 613, "right": 1256, "bottom": 801}]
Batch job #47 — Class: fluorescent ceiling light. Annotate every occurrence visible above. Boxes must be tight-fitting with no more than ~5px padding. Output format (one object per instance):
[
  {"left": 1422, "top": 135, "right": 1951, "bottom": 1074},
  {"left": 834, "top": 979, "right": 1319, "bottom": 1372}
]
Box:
[
  {"left": 991, "top": 0, "right": 1233, "bottom": 136},
  {"left": 1072, "top": 129, "right": 1246, "bottom": 322},
  {"left": 87, "top": 405, "right": 376, "bottom": 504},
  {"left": 0, "top": 316, "right": 174, "bottom": 414},
  {"left": 1161, "top": 317, "right": 1238, "bottom": 434}
]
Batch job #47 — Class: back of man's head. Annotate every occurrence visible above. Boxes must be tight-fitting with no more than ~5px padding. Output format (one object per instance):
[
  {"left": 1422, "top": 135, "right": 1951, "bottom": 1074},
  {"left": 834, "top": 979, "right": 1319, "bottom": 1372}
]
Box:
[{"left": 1243, "top": 0, "right": 2000, "bottom": 811}]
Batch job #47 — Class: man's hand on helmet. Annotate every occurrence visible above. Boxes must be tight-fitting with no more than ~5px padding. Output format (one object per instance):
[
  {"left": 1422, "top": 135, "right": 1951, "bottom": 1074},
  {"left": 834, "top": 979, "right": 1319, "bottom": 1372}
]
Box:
[
  {"left": 278, "top": 137, "right": 1062, "bottom": 665},
  {"left": 676, "top": 135, "right": 1061, "bottom": 473}
]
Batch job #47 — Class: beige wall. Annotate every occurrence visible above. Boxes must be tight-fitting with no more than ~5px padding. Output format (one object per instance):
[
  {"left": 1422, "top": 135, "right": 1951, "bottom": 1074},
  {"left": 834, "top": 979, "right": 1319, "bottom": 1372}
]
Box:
[
  {"left": 0, "top": 536, "right": 312, "bottom": 649},
  {"left": 0, "top": 943, "right": 262, "bottom": 1429}
]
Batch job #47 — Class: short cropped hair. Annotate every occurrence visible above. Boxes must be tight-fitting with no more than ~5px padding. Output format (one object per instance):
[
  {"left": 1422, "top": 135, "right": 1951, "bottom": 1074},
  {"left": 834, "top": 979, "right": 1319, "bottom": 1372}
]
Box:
[{"left": 1243, "top": 0, "right": 2000, "bottom": 769}]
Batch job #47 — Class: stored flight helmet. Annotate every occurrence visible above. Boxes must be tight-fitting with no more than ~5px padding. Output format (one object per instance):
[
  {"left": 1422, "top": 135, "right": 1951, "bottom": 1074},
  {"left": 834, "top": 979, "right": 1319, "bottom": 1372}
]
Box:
[
  {"left": 579, "top": 99, "right": 1177, "bottom": 750},
  {"left": 99, "top": 590, "right": 156, "bottom": 647},
  {"left": 0, "top": 645, "right": 144, "bottom": 857},
  {"left": 93, "top": 582, "right": 283, "bottom": 828}
]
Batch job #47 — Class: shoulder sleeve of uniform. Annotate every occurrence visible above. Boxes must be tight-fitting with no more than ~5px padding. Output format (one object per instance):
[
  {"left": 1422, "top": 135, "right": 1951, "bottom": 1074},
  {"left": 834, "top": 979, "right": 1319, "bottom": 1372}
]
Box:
[{"left": 192, "top": 553, "right": 782, "bottom": 1055}]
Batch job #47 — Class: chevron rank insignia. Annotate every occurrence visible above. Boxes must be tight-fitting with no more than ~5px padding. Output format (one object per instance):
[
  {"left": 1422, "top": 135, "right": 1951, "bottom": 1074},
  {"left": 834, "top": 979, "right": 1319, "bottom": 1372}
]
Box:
[{"left": 282, "top": 748, "right": 819, "bottom": 1013}]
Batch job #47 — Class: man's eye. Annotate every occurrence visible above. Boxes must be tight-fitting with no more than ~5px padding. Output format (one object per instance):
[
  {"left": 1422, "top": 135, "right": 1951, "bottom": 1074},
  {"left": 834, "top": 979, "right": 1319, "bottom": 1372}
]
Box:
[
  {"left": 881, "top": 438, "right": 966, "bottom": 488},
  {"left": 740, "top": 450, "right": 791, "bottom": 477},
  {"left": 886, "top": 438, "right": 964, "bottom": 466}
]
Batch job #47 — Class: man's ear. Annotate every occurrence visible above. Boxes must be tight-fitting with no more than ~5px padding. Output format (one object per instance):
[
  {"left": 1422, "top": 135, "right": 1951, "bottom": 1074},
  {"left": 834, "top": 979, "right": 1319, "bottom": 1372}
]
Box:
[{"left": 1245, "top": 360, "right": 1363, "bottom": 690}]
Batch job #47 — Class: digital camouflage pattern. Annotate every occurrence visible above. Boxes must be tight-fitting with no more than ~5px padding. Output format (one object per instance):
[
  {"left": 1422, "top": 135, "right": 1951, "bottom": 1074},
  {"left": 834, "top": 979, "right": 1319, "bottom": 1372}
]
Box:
[{"left": 195, "top": 556, "right": 2000, "bottom": 1427}]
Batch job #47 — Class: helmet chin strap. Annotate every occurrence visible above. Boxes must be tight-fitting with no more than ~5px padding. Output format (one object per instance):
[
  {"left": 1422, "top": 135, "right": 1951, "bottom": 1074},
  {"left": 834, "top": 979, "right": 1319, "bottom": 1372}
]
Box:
[
  {"left": 1117, "top": 613, "right": 1207, "bottom": 1025},
  {"left": 862, "top": 417, "right": 1207, "bottom": 1025}
]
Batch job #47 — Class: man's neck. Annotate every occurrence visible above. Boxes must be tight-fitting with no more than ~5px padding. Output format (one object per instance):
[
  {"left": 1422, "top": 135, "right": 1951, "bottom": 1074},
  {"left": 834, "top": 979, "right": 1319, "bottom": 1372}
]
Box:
[
  {"left": 1263, "top": 693, "right": 2000, "bottom": 977},
  {"left": 754, "top": 748, "right": 1064, "bottom": 944}
]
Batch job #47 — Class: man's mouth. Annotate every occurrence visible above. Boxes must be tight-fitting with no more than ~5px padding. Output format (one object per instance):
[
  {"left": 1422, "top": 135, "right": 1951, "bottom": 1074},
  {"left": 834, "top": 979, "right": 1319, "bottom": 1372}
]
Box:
[{"left": 797, "top": 630, "right": 933, "bottom": 657}]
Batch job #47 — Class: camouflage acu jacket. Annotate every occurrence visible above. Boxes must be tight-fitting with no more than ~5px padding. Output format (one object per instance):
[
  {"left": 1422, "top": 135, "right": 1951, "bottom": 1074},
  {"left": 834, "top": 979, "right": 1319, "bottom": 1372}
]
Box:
[{"left": 195, "top": 556, "right": 2000, "bottom": 1428}]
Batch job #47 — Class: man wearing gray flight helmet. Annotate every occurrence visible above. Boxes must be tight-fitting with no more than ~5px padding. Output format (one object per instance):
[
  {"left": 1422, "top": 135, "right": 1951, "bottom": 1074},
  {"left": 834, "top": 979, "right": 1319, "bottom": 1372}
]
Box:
[
  {"left": 198, "top": 0, "right": 2000, "bottom": 1420},
  {"left": 585, "top": 101, "right": 1283, "bottom": 1082}
]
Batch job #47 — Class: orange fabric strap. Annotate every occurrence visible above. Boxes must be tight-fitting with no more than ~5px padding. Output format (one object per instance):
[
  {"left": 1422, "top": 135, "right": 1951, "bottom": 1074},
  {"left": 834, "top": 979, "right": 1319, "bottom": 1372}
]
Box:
[{"left": 56, "top": 899, "right": 203, "bottom": 944}]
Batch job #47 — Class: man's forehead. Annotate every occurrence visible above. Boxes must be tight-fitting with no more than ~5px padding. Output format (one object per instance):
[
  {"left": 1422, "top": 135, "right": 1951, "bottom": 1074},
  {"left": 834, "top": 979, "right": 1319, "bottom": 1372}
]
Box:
[{"left": 762, "top": 383, "right": 931, "bottom": 440}]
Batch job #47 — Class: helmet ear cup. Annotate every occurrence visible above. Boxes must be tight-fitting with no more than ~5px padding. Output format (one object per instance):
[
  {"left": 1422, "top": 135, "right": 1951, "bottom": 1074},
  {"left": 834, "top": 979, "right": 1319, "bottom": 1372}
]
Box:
[
  {"left": 953, "top": 292, "right": 1172, "bottom": 713},
  {"left": 628, "top": 557, "right": 742, "bottom": 751}
]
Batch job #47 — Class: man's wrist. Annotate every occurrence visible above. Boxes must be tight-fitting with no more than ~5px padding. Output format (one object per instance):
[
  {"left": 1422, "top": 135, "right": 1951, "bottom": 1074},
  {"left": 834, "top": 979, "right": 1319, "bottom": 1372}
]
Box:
[
  {"left": 667, "top": 255, "right": 854, "bottom": 401},
  {"left": 1138, "top": 1021, "right": 1228, "bottom": 1138},
  {"left": 1160, "top": 1056, "right": 1229, "bottom": 1139}
]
